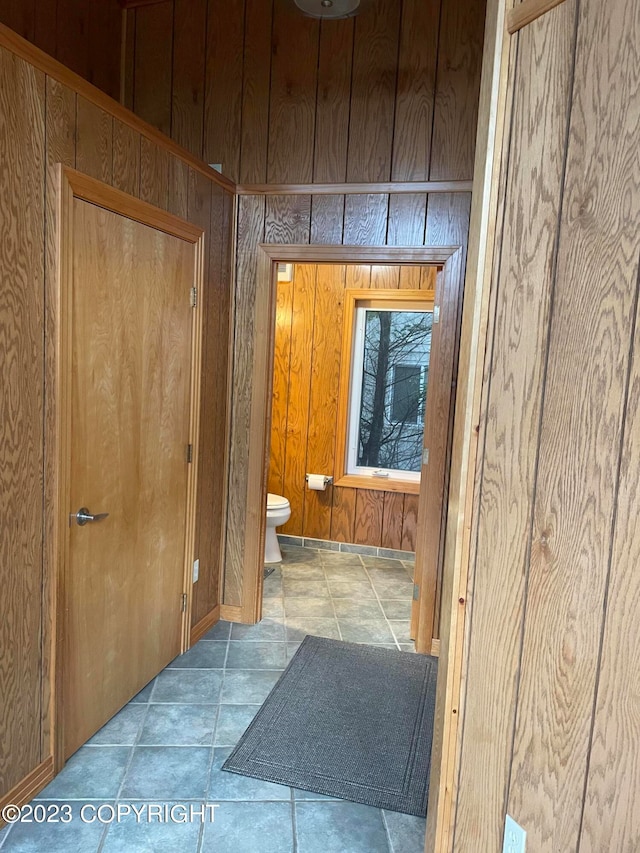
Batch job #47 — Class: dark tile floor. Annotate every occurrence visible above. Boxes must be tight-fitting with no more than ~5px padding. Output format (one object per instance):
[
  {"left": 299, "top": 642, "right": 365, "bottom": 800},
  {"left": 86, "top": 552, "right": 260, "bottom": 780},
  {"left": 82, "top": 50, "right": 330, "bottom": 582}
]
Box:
[{"left": 0, "top": 546, "right": 425, "bottom": 853}]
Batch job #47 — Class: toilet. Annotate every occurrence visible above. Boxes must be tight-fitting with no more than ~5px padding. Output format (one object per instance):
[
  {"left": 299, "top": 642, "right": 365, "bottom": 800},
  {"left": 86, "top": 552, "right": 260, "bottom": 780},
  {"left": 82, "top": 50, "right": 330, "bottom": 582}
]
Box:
[{"left": 265, "top": 493, "right": 291, "bottom": 563}]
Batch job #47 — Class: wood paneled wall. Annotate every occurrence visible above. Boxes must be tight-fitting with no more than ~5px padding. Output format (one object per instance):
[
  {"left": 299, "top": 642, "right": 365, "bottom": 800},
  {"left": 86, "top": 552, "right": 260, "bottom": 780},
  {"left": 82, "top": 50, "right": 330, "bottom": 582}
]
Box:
[
  {"left": 452, "top": 0, "right": 640, "bottom": 850},
  {"left": 269, "top": 262, "right": 437, "bottom": 550},
  {"left": 0, "top": 0, "right": 123, "bottom": 101},
  {"left": 0, "top": 32, "right": 232, "bottom": 801},
  {"left": 224, "top": 192, "right": 472, "bottom": 607},
  {"left": 123, "top": 0, "right": 487, "bottom": 184}
]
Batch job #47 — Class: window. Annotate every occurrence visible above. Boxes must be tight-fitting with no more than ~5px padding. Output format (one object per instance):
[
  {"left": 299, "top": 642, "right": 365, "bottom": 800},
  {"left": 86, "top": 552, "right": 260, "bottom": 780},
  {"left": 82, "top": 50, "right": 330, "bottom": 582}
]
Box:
[{"left": 336, "top": 289, "right": 434, "bottom": 491}]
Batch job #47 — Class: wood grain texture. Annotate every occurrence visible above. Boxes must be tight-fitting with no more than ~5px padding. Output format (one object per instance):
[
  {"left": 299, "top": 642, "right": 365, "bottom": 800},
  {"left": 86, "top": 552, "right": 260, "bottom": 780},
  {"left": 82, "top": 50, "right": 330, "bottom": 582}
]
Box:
[
  {"left": 264, "top": 196, "right": 312, "bottom": 245},
  {"left": 580, "top": 265, "right": 640, "bottom": 851},
  {"left": 239, "top": 0, "right": 273, "bottom": 183},
  {"left": 139, "top": 136, "right": 170, "bottom": 209},
  {"left": 268, "top": 278, "right": 294, "bottom": 497},
  {"left": 343, "top": 194, "right": 389, "bottom": 245},
  {"left": 172, "top": 0, "right": 206, "bottom": 157},
  {"left": 330, "top": 486, "right": 356, "bottom": 543},
  {"left": 429, "top": 0, "right": 486, "bottom": 181},
  {"left": 55, "top": 0, "right": 89, "bottom": 88},
  {"left": 313, "top": 18, "right": 353, "bottom": 183},
  {"left": 370, "top": 264, "right": 400, "bottom": 289},
  {"left": 310, "top": 195, "right": 345, "bottom": 244},
  {"left": 133, "top": 1, "right": 173, "bottom": 136},
  {"left": 224, "top": 195, "right": 266, "bottom": 606},
  {"left": 0, "top": 48, "right": 45, "bottom": 795},
  {"left": 204, "top": 0, "right": 244, "bottom": 179},
  {"left": 112, "top": 119, "right": 141, "bottom": 197},
  {"left": 76, "top": 97, "right": 113, "bottom": 183},
  {"left": 86, "top": 0, "right": 122, "bottom": 101},
  {"left": 353, "top": 489, "right": 383, "bottom": 547},
  {"left": 391, "top": 0, "right": 440, "bottom": 181},
  {"left": 401, "top": 493, "right": 418, "bottom": 552},
  {"left": 303, "top": 264, "right": 345, "bottom": 539},
  {"left": 267, "top": 0, "right": 319, "bottom": 183},
  {"left": 508, "top": 0, "right": 568, "bottom": 33},
  {"left": 381, "top": 491, "right": 404, "bottom": 551},
  {"left": 168, "top": 155, "right": 189, "bottom": 219},
  {"left": 281, "top": 264, "right": 316, "bottom": 533},
  {"left": 386, "top": 194, "right": 427, "bottom": 246},
  {"left": 346, "top": 0, "right": 401, "bottom": 182},
  {"left": 454, "top": 8, "right": 577, "bottom": 847},
  {"left": 507, "top": 0, "right": 640, "bottom": 847}
]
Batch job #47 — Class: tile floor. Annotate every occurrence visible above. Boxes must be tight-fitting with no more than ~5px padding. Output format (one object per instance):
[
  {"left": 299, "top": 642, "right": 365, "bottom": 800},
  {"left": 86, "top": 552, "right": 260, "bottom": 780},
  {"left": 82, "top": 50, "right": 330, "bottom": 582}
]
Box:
[{"left": 0, "top": 546, "right": 426, "bottom": 853}]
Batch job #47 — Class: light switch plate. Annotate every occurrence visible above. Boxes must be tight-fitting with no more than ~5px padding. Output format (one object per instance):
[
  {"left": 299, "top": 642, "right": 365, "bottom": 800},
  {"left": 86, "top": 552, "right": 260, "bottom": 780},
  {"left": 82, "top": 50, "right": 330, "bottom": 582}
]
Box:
[
  {"left": 193, "top": 559, "right": 199, "bottom": 583},
  {"left": 503, "top": 815, "right": 526, "bottom": 853}
]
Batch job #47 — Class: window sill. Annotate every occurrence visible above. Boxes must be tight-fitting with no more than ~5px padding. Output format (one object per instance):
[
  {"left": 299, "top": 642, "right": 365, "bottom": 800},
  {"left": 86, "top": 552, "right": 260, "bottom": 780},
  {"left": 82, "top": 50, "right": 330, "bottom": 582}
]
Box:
[{"left": 333, "top": 474, "right": 420, "bottom": 495}]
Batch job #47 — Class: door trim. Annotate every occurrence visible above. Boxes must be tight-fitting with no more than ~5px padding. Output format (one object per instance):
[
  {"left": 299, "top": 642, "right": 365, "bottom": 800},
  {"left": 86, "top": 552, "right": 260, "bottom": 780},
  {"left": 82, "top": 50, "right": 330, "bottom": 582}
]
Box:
[
  {"left": 237, "top": 244, "right": 464, "bottom": 635},
  {"left": 53, "top": 166, "right": 205, "bottom": 770}
]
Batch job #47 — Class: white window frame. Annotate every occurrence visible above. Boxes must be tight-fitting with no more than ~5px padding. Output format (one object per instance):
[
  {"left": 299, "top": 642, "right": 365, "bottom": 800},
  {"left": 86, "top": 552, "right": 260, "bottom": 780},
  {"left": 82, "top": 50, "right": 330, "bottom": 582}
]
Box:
[{"left": 345, "top": 304, "right": 431, "bottom": 484}]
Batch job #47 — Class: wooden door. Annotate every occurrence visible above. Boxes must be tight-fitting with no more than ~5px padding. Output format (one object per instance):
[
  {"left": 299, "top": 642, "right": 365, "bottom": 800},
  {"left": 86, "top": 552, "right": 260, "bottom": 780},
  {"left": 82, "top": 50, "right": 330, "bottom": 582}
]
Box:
[{"left": 63, "top": 195, "right": 197, "bottom": 759}]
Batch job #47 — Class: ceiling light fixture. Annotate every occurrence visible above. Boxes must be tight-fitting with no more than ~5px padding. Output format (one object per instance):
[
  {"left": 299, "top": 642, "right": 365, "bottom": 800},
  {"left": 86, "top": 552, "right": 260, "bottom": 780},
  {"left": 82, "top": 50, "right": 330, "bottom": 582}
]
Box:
[{"left": 294, "top": 0, "right": 362, "bottom": 19}]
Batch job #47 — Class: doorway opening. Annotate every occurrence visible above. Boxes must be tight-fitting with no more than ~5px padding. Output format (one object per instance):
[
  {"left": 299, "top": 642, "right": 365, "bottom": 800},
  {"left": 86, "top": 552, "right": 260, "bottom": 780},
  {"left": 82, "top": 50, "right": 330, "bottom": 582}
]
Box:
[{"left": 237, "top": 243, "right": 467, "bottom": 658}]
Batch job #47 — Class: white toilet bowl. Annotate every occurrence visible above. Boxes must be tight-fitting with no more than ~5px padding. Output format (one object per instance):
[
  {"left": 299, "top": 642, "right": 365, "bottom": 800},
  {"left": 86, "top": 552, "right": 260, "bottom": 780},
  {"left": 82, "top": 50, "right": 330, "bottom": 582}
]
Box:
[{"left": 265, "top": 493, "right": 291, "bottom": 563}]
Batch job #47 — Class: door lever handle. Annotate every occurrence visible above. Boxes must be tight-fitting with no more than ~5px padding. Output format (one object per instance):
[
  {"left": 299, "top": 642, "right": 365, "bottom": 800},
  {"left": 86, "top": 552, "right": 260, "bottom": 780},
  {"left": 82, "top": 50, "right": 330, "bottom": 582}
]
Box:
[{"left": 73, "top": 507, "right": 110, "bottom": 526}]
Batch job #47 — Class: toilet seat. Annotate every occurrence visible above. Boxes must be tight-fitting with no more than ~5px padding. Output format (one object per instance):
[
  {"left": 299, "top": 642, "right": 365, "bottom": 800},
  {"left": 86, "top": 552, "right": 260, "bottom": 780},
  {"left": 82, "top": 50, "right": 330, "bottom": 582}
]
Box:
[{"left": 267, "top": 493, "right": 290, "bottom": 510}]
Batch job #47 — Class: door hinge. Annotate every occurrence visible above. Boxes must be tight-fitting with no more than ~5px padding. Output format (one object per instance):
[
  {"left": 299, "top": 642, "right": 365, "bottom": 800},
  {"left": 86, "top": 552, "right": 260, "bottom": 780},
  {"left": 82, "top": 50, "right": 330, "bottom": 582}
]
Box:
[
  {"left": 186, "top": 443, "right": 193, "bottom": 463},
  {"left": 433, "top": 305, "right": 440, "bottom": 324},
  {"left": 181, "top": 593, "right": 188, "bottom": 613},
  {"left": 190, "top": 286, "right": 198, "bottom": 308},
  {"left": 422, "top": 448, "right": 430, "bottom": 466},
  {"left": 413, "top": 583, "right": 420, "bottom": 601}
]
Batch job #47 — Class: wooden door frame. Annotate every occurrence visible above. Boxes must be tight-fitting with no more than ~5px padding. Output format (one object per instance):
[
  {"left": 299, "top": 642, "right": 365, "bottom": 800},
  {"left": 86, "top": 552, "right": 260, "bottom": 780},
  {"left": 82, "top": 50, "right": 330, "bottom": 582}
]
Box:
[
  {"left": 51, "top": 166, "right": 205, "bottom": 771},
  {"left": 239, "top": 244, "right": 466, "bottom": 642}
]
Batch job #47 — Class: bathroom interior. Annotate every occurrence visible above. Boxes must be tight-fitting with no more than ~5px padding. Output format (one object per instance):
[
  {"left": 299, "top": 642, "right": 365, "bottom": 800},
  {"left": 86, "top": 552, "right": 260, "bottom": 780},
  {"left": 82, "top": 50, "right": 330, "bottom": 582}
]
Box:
[{"left": 263, "top": 260, "right": 441, "bottom": 650}]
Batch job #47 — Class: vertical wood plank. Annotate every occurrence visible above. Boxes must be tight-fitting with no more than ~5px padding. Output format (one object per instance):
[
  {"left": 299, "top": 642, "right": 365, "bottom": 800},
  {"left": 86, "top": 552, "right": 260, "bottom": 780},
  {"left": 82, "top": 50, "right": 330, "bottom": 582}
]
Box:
[
  {"left": 381, "top": 492, "right": 405, "bottom": 551},
  {"left": 76, "top": 97, "right": 113, "bottom": 184},
  {"left": 310, "top": 195, "right": 345, "bottom": 245},
  {"left": 281, "top": 264, "right": 316, "bottom": 534},
  {"left": 370, "top": 265, "right": 400, "bottom": 289},
  {"left": 239, "top": 0, "right": 273, "bottom": 183},
  {"left": 429, "top": 0, "right": 486, "bottom": 181},
  {"left": 204, "top": 0, "right": 245, "bottom": 180},
  {"left": 343, "top": 195, "right": 389, "bottom": 245},
  {"left": 133, "top": 1, "right": 174, "bottom": 137},
  {"left": 168, "top": 156, "right": 190, "bottom": 219},
  {"left": 264, "top": 196, "right": 312, "bottom": 244},
  {"left": 303, "top": 264, "right": 345, "bottom": 539},
  {"left": 420, "top": 266, "right": 438, "bottom": 291},
  {"left": 122, "top": 8, "right": 136, "bottom": 110},
  {"left": 506, "top": 0, "right": 640, "bottom": 846},
  {"left": 0, "top": 0, "right": 35, "bottom": 40},
  {"left": 313, "top": 18, "right": 354, "bottom": 183},
  {"left": 391, "top": 0, "right": 440, "bottom": 181},
  {"left": 267, "top": 0, "right": 319, "bottom": 183},
  {"left": 345, "top": 264, "right": 372, "bottom": 290},
  {"left": 112, "top": 119, "right": 140, "bottom": 197},
  {"left": 346, "top": 0, "right": 402, "bottom": 181},
  {"left": 139, "top": 137, "right": 170, "bottom": 210},
  {"left": 401, "top": 493, "right": 418, "bottom": 552},
  {"left": 34, "top": 1, "right": 57, "bottom": 58},
  {"left": 0, "top": 48, "right": 45, "bottom": 792},
  {"left": 172, "top": 0, "right": 206, "bottom": 157},
  {"left": 353, "top": 489, "right": 383, "bottom": 547},
  {"left": 268, "top": 277, "right": 294, "bottom": 498},
  {"left": 386, "top": 194, "right": 427, "bottom": 246},
  {"left": 55, "top": 0, "right": 89, "bottom": 83},
  {"left": 87, "top": 0, "right": 122, "bottom": 101},
  {"left": 580, "top": 280, "right": 640, "bottom": 851},
  {"left": 399, "top": 266, "right": 422, "bottom": 290},
  {"left": 451, "top": 7, "right": 573, "bottom": 847},
  {"left": 330, "top": 486, "right": 356, "bottom": 544},
  {"left": 42, "top": 75, "right": 76, "bottom": 758},
  {"left": 224, "top": 195, "right": 265, "bottom": 606}
]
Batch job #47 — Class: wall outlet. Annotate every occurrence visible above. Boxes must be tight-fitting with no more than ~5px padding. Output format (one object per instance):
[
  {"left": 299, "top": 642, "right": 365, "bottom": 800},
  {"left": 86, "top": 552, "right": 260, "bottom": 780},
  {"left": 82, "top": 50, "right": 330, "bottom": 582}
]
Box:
[
  {"left": 503, "top": 816, "right": 526, "bottom": 853},
  {"left": 193, "top": 559, "right": 199, "bottom": 583}
]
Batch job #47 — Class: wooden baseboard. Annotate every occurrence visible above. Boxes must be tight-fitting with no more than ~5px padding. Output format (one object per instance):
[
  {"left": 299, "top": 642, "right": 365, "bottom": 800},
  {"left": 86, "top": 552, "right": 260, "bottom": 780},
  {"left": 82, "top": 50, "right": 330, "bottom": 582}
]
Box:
[
  {"left": 220, "top": 604, "right": 243, "bottom": 623},
  {"left": 0, "top": 757, "right": 54, "bottom": 827},
  {"left": 190, "top": 605, "right": 220, "bottom": 645}
]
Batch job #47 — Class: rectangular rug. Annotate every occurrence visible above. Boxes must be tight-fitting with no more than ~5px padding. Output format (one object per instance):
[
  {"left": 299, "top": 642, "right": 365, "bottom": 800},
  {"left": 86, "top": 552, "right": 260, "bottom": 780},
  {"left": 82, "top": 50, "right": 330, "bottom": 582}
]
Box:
[{"left": 222, "top": 635, "right": 438, "bottom": 816}]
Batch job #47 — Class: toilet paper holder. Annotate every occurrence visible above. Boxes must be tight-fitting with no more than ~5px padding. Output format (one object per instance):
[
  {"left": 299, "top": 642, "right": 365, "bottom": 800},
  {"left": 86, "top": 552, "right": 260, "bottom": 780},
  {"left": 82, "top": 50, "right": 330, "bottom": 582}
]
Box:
[{"left": 305, "top": 474, "right": 333, "bottom": 487}]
